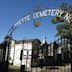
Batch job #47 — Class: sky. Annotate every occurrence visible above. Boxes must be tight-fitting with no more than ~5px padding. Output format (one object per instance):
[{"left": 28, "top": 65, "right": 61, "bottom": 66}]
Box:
[{"left": 0, "top": 0, "right": 72, "bottom": 43}]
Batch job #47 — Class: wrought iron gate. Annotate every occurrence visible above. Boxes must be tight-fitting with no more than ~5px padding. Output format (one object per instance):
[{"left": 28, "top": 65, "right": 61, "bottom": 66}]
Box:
[
  {"left": 1, "top": 36, "right": 72, "bottom": 72},
  {"left": 30, "top": 37, "right": 71, "bottom": 72}
]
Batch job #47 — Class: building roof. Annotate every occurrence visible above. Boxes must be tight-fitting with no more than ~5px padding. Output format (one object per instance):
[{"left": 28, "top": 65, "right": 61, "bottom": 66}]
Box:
[{"left": 15, "top": 39, "right": 41, "bottom": 44}]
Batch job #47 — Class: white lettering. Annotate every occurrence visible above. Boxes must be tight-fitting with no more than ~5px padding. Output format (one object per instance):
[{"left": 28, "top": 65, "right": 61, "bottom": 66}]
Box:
[
  {"left": 55, "top": 9, "right": 60, "bottom": 16},
  {"left": 27, "top": 15, "right": 31, "bottom": 20},
  {"left": 67, "top": 16, "right": 72, "bottom": 23},
  {"left": 51, "top": 9, "right": 56, "bottom": 16},
  {"left": 39, "top": 10, "right": 47, "bottom": 17},
  {"left": 44, "top": 9, "right": 51, "bottom": 16},
  {"left": 14, "top": 9, "right": 72, "bottom": 27},
  {"left": 33, "top": 11, "right": 40, "bottom": 18},
  {"left": 14, "top": 15, "right": 31, "bottom": 27},
  {"left": 22, "top": 15, "right": 31, "bottom": 22},
  {"left": 59, "top": 10, "right": 65, "bottom": 17},
  {"left": 64, "top": 13, "right": 72, "bottom": 22}
]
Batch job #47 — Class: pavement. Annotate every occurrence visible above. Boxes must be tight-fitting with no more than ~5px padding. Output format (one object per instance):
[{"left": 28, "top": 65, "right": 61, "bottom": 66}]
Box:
[
  {"left": 9, "top": 65, "right": 20, "bottom": 72},
  {"left": 8, "top": 64, "right": 71, "bottom": 72}
]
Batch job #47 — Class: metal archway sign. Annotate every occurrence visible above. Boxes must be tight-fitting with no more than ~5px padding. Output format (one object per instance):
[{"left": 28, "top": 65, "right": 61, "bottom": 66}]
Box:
[
  {"left": 8, "top": 8, "right": 72, "bottom": 36},
  {"left": 3, "top": 8, "right": 72, "bottom": 71}
]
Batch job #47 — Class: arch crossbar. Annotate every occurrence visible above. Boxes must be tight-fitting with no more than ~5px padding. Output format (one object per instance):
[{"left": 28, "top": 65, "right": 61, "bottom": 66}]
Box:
[{"left": 7, "top": 8, "right": 72, "bottom": 36}]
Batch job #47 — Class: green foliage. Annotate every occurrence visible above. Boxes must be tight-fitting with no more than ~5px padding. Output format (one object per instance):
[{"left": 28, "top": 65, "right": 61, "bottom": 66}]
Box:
[
  {"left": 60, "top": 2, "right": 72, "bottom": 14},
  {"left": 0, "top": 43, "right": 4, "bottom": 49},
  {"left": 60, "top": 2, "right": 68, "bottom": 11},
  {"left": 51, "top": 2, "right": 72, "bottom": 38},
  {"left": 51, "top": 17, "right": 64, "bottom": 24},
  {"left": 55, "top": 23, "right": 71, "bottom": 37}
]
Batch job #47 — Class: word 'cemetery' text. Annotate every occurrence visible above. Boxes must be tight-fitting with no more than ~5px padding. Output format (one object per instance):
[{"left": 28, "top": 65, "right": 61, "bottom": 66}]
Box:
[{"left": 14, "top": 9, "right": 72, "bottom": 27}]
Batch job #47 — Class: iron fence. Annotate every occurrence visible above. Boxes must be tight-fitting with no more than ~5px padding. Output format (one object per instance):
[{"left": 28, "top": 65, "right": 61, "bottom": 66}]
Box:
[{"left": 31, "top": 37, "right": 71, "bottom": 72}]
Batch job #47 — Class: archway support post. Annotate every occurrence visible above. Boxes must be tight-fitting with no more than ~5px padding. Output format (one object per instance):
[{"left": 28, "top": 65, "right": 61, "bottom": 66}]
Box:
[{"left": 2, "top": 35, "right": 12, "bottom": 72}]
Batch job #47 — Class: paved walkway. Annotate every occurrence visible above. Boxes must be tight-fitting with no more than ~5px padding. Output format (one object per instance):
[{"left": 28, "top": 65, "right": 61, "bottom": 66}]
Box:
[
  {"left": 8, "top": 64, "right": 71, "bottom": 72},
  {"left": 9, "top": 65, "right": 20, "bottom": 72}
]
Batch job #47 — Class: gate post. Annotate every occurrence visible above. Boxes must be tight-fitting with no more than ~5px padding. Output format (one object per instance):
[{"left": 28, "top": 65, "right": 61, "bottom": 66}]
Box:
[
  {"left": 2, "top": 35, "right": 12, "bottom": 72},
  {"left": 70, "top": 37, "right": 72, "bottom": 71},
  {"left": 20, "top": 65, "right": 25, "bottom": 72}
]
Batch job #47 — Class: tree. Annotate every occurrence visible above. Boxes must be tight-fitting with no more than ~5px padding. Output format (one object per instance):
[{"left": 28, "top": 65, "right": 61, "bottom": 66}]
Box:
[
  {"left": 51, "top": 2, "right": 72, "bottom": 38},
  {"left": 0, "top": 43, "right": 4, "bottom": 49}
]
